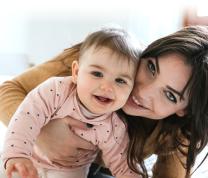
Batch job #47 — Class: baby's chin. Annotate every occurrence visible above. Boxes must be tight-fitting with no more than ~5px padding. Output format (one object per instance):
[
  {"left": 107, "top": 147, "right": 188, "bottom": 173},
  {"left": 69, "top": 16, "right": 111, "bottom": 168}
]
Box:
[{"left": 89, "top": 109, "right": 113, "bottom": 116}]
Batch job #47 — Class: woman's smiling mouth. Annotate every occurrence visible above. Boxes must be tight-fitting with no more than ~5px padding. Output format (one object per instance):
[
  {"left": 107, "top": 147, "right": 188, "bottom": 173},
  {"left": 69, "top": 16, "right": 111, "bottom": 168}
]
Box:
[{"left": 132, "top": 96, "right": 149, "bottom": 110}]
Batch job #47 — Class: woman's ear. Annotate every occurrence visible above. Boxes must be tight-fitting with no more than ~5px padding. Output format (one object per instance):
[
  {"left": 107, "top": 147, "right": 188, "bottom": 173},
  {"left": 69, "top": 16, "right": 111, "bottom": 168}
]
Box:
[
  {"left": 72, "top": 60, "right": 79, "bottom": 84},
  {"left": 176, "top": 109, "right": 186, "bottom": 117}
]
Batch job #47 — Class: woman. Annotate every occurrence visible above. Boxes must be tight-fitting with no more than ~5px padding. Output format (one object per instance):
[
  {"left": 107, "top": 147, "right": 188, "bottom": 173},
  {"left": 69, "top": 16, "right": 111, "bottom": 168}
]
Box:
[
  {"left": 0, "top": 26, "right": 208, "bottom": 178},
  {"left": 122, "top": 25, "right": 208, "bottom": 178}
]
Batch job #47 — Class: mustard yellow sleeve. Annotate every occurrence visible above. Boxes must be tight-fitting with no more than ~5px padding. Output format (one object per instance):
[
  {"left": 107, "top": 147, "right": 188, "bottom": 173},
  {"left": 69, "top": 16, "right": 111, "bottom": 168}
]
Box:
[
  {"left": 152, "top": 133, "right": 188, "bottom": 178},
  {"left": 152, "top": 152, "right": 187, "bottom": 178},
  {"left": 0, "top": 44, "right": 81, "bottom": 126},
  {"left": 145, "top": 122, "right": 188, "bottom": 178}
]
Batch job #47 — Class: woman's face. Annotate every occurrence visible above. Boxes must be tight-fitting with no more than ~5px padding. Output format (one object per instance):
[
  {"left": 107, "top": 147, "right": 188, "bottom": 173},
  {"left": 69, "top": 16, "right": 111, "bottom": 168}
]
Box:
[{"left": 122, "top": 53, "right": 192, "bottom": 120}]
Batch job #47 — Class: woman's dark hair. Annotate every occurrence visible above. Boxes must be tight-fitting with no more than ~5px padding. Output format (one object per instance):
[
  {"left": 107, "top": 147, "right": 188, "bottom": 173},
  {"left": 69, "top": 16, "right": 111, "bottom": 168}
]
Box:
[{"left": 122, "top": 26, "right": 208, "bottom": 178}]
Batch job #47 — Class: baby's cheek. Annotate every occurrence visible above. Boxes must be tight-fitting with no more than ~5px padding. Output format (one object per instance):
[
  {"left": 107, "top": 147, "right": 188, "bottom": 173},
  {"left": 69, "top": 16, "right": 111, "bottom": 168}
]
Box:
[{"left": 119, "top": 95, "right": 130, "bottom": 106}]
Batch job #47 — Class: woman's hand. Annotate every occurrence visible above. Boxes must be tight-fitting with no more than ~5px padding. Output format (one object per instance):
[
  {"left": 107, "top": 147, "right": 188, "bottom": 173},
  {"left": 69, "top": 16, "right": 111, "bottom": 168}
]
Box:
[{"left": 36, "top": 117, "right": 97, "bottom": 167}]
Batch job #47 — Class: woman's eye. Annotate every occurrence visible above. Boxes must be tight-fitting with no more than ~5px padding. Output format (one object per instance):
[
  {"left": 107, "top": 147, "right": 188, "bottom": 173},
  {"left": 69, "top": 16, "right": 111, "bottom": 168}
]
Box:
[
  {"left": 91, "top": 71, "right": 103, "bottom": 77},
  {"left": 147, "top": 60, "right": 156, "bottom": 76},
  {"left": 115, "top": 78, "right": 127, "bottom": 84},
  {"left": 164, "top": 91, "right": 177, "bottom": 103}
]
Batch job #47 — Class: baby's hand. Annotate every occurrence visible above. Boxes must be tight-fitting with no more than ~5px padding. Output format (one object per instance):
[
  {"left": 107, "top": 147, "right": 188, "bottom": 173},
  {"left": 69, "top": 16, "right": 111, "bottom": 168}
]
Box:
[{"left": 6, "top": 158, "right": 39, "bottom": 178}]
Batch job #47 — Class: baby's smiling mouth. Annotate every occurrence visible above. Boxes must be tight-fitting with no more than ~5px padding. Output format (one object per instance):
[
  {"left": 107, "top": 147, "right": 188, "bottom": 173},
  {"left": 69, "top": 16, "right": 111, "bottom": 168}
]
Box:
[{"left": 94, "top": 95, "right": 113, "bottom": 104}]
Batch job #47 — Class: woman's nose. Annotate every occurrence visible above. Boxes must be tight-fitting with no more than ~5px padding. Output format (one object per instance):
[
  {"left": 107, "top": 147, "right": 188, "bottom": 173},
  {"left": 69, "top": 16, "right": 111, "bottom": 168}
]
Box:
[{"left": 137, "top": 82, "right": 156, "bottom": 100}]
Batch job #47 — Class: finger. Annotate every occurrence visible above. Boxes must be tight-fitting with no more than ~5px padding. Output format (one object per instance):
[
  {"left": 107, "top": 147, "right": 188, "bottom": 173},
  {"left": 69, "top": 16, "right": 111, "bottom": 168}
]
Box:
[
  {"left": 6, "top": 164, "right": 14, "bottom": 178},
  {"left": 52, "top": 157, "right": 94, "bottom": 167},
  {"left": 72, "top": 134, "right": 96, "bottom": 150},
  {"left": 51, "top": 151, "right": 90, "bottom": 162},
  {"left": 75, "top": 154, "right": 98, "bottom": 166},
  {"left": 52, "top": 159, "right": 77, "bottom": 167},
  {"left": 51, "top": 153, "right": 93, "bottom": 166},
  {"left": 26, "top": 165, "right": 39, "bottom": 178},
  {"left": 63, "top": 117, "right": 88, "bottom": 130},
  {"left": 49, "top": 148, "right": 78, "bottom": 160},
  {"left": 29, "top": 169, "right": 39, "bottom": 178},
  {"left": 52, "top": 150, "right": 98, "bottom": 167},
  {"left": 66, "top": 149, "right": 95, "bottom": 161},
  {"left": 76, "top": 148, "right": 94, "bottom": 157},
  {"left": 15, "top": 163, "right": 28, "bottom": 178},
  {"left": 51, "top": 155, "right": 82, "bottom": 165}
]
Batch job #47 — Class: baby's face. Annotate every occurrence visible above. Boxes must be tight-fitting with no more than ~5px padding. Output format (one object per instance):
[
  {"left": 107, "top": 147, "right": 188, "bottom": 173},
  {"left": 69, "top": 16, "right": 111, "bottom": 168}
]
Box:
[{"left": 72, "top": 46, "right": 137, "bottom": 115}]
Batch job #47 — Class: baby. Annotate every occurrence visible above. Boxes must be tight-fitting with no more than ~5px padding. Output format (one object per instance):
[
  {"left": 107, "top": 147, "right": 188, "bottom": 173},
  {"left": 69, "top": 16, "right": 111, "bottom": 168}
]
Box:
[{"left": 2, "top": 28, "right": 141, "bottom": 178}]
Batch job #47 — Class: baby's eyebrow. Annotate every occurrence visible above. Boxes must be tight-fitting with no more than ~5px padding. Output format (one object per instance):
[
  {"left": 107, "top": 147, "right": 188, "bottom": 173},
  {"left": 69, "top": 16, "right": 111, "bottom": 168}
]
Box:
[
  {"left": 119, "top": 73, "right": 133, "bottom": 81},
  {"left": 166, "top": 86, "right": 184, "bottom": 100},
  {"left": 89, "top": 65, "right": 104, "bottom": 70}
]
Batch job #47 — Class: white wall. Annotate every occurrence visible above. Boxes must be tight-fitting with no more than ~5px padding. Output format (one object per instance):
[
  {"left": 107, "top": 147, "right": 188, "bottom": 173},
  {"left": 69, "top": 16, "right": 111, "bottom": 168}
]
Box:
[{"left": 0, "top": 0, "right": 199, "bottom": 71}]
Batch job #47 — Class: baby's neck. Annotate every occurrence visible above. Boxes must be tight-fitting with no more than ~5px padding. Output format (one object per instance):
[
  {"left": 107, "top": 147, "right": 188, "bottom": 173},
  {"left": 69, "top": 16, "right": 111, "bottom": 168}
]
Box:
[{"left": 77, "top": 97, "right": 102, "bottom": 119}]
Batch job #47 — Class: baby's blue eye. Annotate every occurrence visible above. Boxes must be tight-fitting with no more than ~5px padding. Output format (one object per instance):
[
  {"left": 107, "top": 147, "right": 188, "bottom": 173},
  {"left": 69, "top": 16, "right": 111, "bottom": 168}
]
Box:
[
  {"left": 147, "top": 60, "right": 156, "bottom": 76},
  {"left": 115, "top": 78, "right": 126, "bottom": 84},
  {"left": 91, "top": 71, "right": 103, "bottom": 77}
]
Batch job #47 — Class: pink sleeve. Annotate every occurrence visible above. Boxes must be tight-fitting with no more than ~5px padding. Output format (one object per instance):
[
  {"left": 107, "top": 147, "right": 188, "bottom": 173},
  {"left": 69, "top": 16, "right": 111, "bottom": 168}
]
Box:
[
  {"left": 2, "top": 77, "right": 72, "bottom": 166},
  {"left": 99, "top": 116, "right": 142, "bottom": 178}
]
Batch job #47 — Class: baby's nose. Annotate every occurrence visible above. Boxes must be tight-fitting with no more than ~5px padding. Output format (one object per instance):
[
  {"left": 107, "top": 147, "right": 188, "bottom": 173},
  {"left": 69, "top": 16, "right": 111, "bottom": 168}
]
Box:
[{"left": 100, "top": 81, "right": 113, "bottom": 92}]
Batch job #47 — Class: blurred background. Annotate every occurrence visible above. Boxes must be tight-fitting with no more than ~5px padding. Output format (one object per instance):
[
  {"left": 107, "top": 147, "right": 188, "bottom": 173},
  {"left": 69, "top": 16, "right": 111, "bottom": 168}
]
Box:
[
  {"left": 0, "top": 0, "right": 208, "bottom": 177},
  {"left": 0, "top": 0, "right": 207, "bottom": 75}
]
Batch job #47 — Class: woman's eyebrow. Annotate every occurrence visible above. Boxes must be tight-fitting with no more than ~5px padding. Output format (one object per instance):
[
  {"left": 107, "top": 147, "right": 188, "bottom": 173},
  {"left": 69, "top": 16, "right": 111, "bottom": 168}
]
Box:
[
  {"left": 166, "top": 86, "right": 184, "bottom": 100},
  {"left": 157, "top": 56, "right": 185, "bottom": 100}
]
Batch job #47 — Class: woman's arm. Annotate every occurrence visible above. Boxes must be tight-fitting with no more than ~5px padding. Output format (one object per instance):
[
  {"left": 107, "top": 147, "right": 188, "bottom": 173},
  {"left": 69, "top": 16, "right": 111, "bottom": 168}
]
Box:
[
  {"left": 152, "top": 132, "right": 187, "bottom": 178},
  {"left": 152, "top": 152, "right": 186, "bottom": 178},
  {"left": 142, "top": 121, "right": 187, "bottom": 178},
  {"left": 0, "top": 45, "right": 79, "bottom": 125}
]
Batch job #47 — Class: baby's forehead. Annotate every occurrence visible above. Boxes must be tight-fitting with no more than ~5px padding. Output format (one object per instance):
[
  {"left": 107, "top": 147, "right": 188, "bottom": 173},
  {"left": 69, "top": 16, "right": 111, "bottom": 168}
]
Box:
[{"left": 80, "top": 45, "right": 137, "bottom": 64}]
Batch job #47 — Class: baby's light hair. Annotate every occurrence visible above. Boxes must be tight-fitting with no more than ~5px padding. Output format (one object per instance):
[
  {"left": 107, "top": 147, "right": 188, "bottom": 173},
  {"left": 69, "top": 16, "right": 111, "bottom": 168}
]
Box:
[{"left": 79, "top": 28, "right": 142, "bottom": 64}]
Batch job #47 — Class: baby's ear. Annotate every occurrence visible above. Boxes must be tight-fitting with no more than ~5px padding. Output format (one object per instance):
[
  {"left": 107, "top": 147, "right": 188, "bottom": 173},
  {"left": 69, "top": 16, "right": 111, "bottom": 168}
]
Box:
[{"left": 71, "top": 60, "right": 79, "bottom": 84}]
